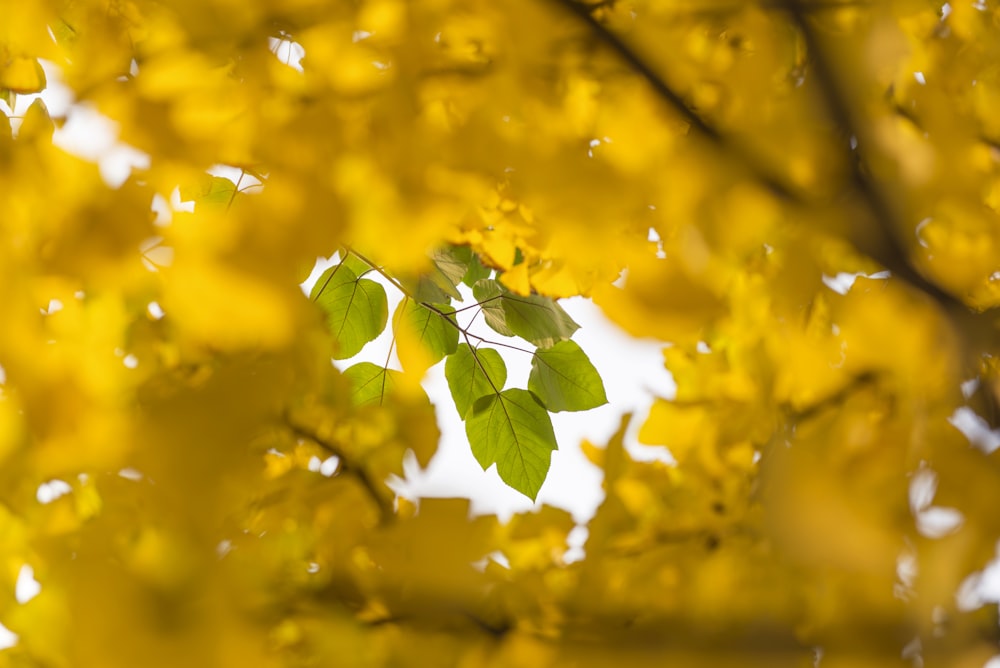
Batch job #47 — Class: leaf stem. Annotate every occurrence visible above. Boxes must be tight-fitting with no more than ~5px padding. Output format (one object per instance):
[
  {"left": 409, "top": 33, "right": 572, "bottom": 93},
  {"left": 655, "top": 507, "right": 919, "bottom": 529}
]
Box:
[
  {"left": 345, "top": 246, "right": 535, "bottom": 354},
  {"left": 439, "top": 295, "right": 503, "bottom": 316},
  {"left": 462, "top": 332, "right": 503, "bottom": 397},
  {"left": 225, "top": 170, "right": 245, "bottom": 212}
]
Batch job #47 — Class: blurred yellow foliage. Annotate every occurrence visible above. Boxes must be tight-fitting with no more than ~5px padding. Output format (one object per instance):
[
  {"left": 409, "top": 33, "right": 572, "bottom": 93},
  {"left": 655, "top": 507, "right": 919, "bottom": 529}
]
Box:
[{"left": 1, "top": 0, "right": 1000, "bottom": 666}]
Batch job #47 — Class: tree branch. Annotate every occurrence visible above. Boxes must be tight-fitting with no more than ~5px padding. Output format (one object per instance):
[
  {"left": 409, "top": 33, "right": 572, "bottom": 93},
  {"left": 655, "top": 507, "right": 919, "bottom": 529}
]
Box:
[
  {"left": 283, "top": 413, "right": 396, "bottom": 522},
  {"left": 778, "top": 0, "right": 1000, "bottom": 421},
  {"left": 777, "top": 2, "right": 960, "bottom": 306},
  {"left": 547, "top": 0, "right": 800, "bottom": 201}
]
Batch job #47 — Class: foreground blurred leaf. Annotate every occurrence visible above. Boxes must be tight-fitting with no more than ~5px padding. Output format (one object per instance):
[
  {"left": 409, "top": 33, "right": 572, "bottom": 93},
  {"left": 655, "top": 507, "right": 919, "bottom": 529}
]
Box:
[{"left": 393, "top": 299, "right": 458, "bottom": 372}]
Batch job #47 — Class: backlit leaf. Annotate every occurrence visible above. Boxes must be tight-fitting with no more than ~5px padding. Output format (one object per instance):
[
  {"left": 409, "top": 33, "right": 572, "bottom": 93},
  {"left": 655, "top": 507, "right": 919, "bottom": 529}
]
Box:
[
  {"left": 529, "top": 340, "right": 607, "bottom": 412},
  {"left": 472, "top": 278, "right": 515, "bottom": 338},
  {"left": 472, "top": 279, "right": 579, "bottom": 347},
  {"left": 343, "top": 362, "right": 400, "bottom": 406},
  {"left": 403, "top": 247, "right": 468, "bottom": 303},
  {"left": 312, "top": 264, "right": 388, "bottom": 359},
  {"left": 393, "top": 299, "right": 458, "bottom": 372},
  {"left": 465, "top": 388, "right": 557, "bottom": 500},
  {"left": 179, "top": 174, "right": 237, "bottom": 211},
  {"left": 445, "top": 344, "right": 507, "bottom": 418},
  {"left": 410, "top": 274, "right": 457, "bottom": 304},
  {"left": 430, "top": 247, "right": 468, "bottom": 295},
  {"left": 341, "top": 252, "right": 375, "bottom": 278},
  {"left": 456, "top": 246, "right": 492, "bottom": 286},
  {"left": 309, "top": 262, "right": 354, "bottom": 301}
]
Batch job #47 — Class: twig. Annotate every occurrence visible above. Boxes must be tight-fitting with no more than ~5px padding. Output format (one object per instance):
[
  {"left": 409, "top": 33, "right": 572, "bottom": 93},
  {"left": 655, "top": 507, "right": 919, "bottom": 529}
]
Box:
[{"left": 283, "top": 414, "right": 395, "bottom": 522}]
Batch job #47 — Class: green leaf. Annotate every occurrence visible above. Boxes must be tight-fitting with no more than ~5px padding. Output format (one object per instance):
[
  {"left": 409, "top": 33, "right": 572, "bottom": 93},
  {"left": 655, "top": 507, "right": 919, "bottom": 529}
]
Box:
[
  {"left": 466, "top": 389, "right": 557, "bottom": 500},
  {"left": 472, "top": 279, "right": 579, "bottom": 347},
  {"left": 431, "top": 247, "right": 469, "bottom": 292},
  {"left": 463, "top": 256, "right": 491, "bottom": 286},
  {"left": 340, "top": 252, "right": 373, "bottom": 278},
  {"left": 445, "top": 344, "right": 507, "bottom": 418},
  {"left": 438, "top": 244, "right": 491, "bottom": 287},
  {"left": 529, "top": 340, "right": 607, "bottom": 412},
  {"left": 410, "top": 274, "right": 456, "bottom": 304},
  {"left": 312, "top": 264, "right": 388, "bottom": 359},
  {"left": 471, "top": 279, "right": 515, "bottom": 337},
  {"left": 179, "top": 174, "right": 237, "bottom": 211},
  {"left": 309, "top": 262, "right": 352, "bottom": 300},
  {"left": 402, "top": 248, "right": 466, "bottom": 304},
  {"left": 393, "top": 299, "right": 459, "bottom": 371},
  {"left": 342, "top": 362, "right": 400, "bottom": 406}
]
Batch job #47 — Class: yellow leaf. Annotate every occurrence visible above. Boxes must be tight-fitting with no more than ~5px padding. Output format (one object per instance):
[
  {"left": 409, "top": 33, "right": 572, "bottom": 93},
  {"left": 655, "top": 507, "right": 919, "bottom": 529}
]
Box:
[
  {"left": 17, "top": 97, "right": 52, "bottom": 141},
  {"left": 163, "top": 260, "right": 294, "bottom": 350},
  {"left": 0, "top": 56, "right": 45, "bottom": 94},
  {"left": 499, "top": 262, "right": 531, "bottom": 295}
]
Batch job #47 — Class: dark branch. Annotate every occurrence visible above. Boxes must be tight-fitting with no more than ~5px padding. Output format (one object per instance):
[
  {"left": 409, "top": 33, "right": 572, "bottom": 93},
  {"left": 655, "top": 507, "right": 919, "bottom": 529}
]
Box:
[
  {"left": 777, "top": 2, "right": 962, "bottom": 306},
  {"left": 547, "top": 0, "right": 800, "bottom": 201},
  {"left": 283, "top": 413, "right": 395, "bottom": 522},
  {"left": 778, "top": 0, "right": 1000, "bottom": 421},
  {"left": 552, "top": 0, "right": 987, "bottom": 319}
]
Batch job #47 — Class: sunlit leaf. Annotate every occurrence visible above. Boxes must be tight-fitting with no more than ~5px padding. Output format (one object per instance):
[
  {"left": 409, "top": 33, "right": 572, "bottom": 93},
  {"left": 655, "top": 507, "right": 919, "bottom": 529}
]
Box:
[
  {"left": 393, "top": 299, "right": 458, "bottom": 372},
  {"left": 454, "top": 245, "right": 492, "bottom": 286},
  {"left": 312, "top": 264, "right": 388, "bottom": 359},
  {"left": 529, "top": 340, "right": 607, "bottom": 412},
  {"left": 343, "top": 362, "right": 400, "bottom": 406},
  {"left": 471, "top": 278, "right": 516, "bottom": 338},
  {"left": 341, "top": 252, "right": 374, "bottom": 278},
  {"left": 444, "top": 343, "right": 507, "bottom": 418},
  {"left": 466, "top": 388, "right": 557, "bottom": 501},
  {"left": 178, "top": 174, "right": 237, "bottom": 211},
  {"left": 472, "top": 279, "right": 579, "bottom": 347},
  {"left": 430, "top": 247, "right": 467, "bottom": 296},
  {"left": 499, "top": 262, "right": 531, "bottom": 296},
  {"left": 410, "top": 274, "right": 456, "bottom": 304}
]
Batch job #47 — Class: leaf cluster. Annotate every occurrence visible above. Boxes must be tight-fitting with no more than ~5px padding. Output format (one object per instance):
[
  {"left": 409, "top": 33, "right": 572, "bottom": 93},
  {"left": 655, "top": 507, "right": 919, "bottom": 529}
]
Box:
[{"left": 310, "top": 246, "right": 607, "bottom": 500}]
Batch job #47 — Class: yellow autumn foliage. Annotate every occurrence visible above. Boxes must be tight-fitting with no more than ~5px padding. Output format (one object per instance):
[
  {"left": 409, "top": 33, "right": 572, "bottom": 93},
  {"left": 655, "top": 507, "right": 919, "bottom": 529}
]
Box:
[{"left": 0, "top": 1, "right": 999, "bottom": 667}]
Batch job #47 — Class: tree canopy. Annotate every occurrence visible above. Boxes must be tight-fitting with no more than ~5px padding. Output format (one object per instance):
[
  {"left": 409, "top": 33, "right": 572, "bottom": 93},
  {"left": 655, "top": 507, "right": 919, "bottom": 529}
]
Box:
[{"left": 2, "top": 0, "right": 1000, "bottom": 666}]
